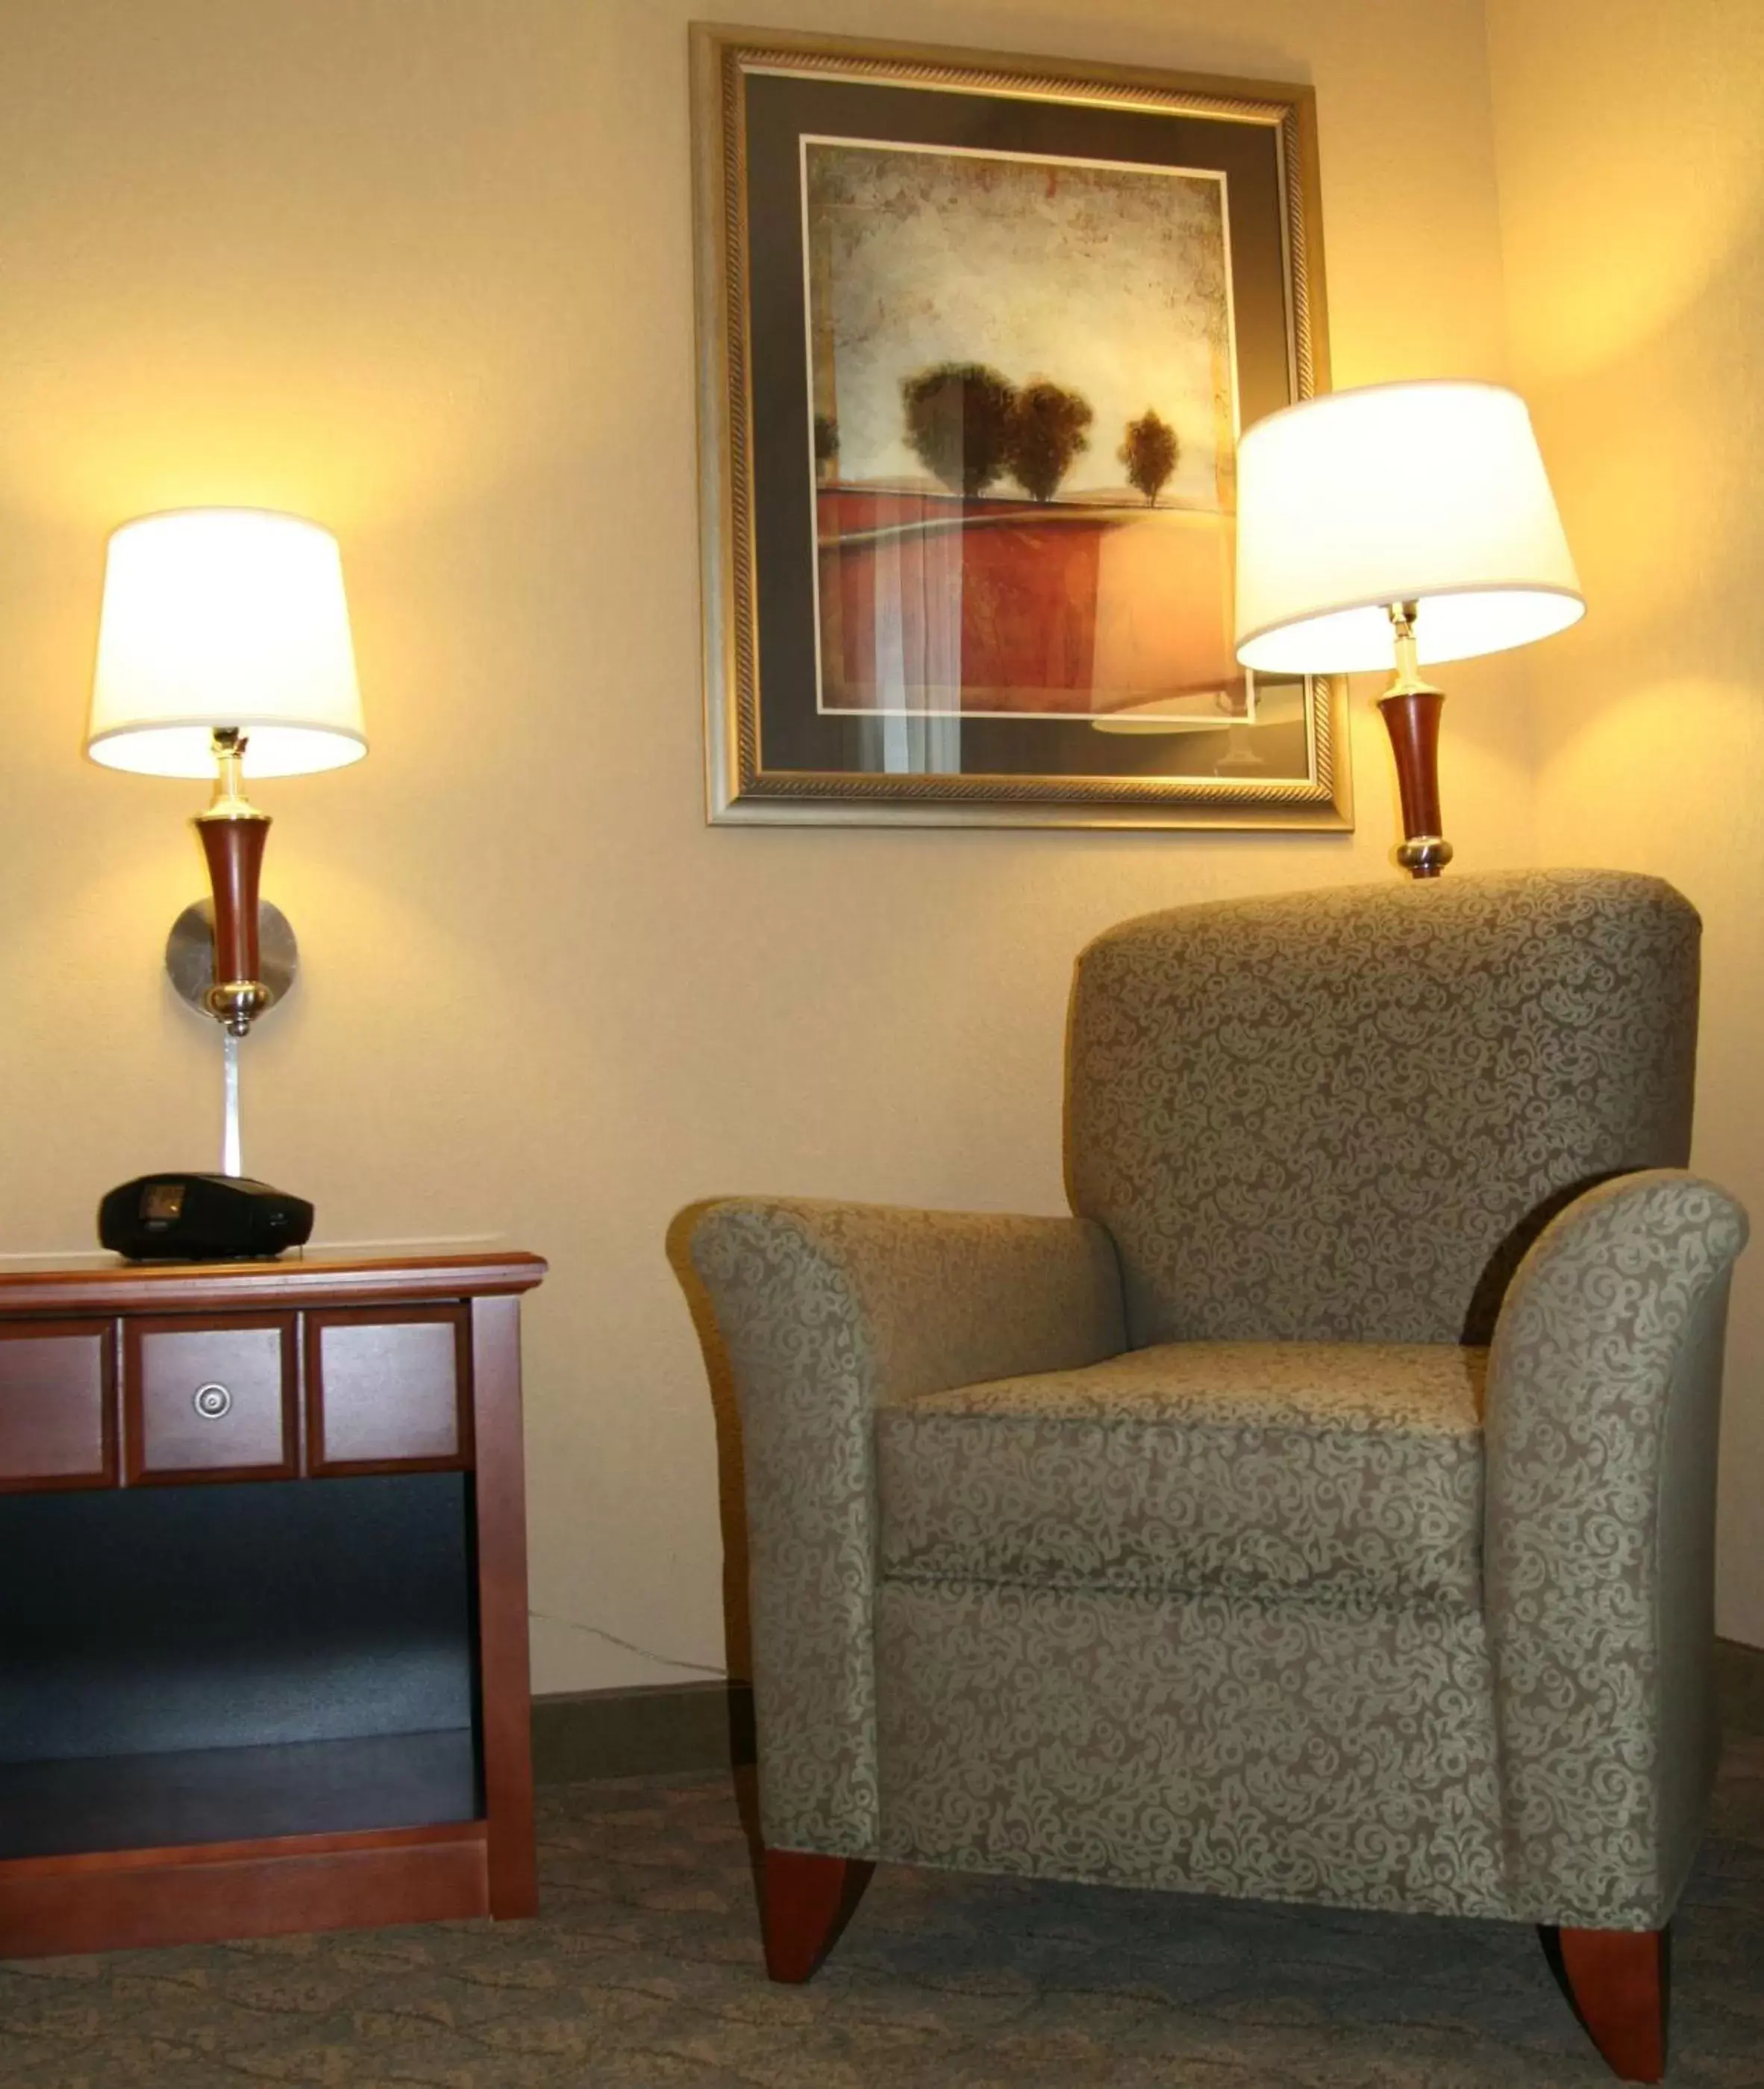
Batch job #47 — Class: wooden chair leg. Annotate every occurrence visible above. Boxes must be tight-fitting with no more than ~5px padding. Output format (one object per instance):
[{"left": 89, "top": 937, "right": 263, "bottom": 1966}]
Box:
[
  {"left": 1543, "top": 1925, "right": 1669, "bottom": 2082},
  {"left": 760, "top": 1848, "right": 874, "bottom": 1982}
]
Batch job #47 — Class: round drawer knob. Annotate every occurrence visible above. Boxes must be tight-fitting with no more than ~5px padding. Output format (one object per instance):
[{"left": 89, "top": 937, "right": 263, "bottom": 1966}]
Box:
[{"left": 193, "top": 1382, "right": 233, "bottom": 1420}]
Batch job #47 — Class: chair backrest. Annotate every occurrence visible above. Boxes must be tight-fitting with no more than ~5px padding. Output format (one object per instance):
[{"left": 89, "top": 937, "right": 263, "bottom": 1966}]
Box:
[{"left": 1066, "top": 870, "right": 1698, "bottom": 1346}]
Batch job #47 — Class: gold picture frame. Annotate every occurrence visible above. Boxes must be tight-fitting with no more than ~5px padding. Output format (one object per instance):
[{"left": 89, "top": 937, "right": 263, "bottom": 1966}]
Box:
[{"left": 692, "top": 22, "right": 1351, "bottom": 830}]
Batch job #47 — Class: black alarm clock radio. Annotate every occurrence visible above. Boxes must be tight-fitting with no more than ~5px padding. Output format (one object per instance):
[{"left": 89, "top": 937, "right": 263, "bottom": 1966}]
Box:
[{"left": 98, "top": 1174, "right": 315, "bottom": 1261}]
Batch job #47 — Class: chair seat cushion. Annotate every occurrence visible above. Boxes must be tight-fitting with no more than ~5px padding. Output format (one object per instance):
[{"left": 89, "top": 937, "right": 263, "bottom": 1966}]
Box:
[{"left": 875, "top": 1341, "right": 1486, "bottom": 1610}]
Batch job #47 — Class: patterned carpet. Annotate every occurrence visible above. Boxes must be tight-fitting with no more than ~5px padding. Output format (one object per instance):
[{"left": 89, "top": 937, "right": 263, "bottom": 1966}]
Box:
[{"left": 4, "top": 1656, "right": 1762, "bottom": 2087}]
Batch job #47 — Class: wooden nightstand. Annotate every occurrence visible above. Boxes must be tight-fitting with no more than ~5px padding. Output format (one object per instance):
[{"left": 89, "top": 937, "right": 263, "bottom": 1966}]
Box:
[{"left": 0, "top": 1247, "right": 546, "bottom": 1957}]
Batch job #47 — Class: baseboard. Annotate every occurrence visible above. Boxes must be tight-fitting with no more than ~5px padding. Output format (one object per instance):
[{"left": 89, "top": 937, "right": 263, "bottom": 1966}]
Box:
[
  {"left": 1716, "top": 1635, "right": 1764, "bottom": 1736},
  {"left": 531, "top": 1679, "right": 755, "bottom": 1784}
]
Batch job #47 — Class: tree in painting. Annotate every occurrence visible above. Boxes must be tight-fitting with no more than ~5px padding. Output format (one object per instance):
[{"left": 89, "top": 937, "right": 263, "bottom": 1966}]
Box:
[
  {"left": 1010, "top": 380, "right": 1094, "bottom": 502},
  {"left": 813, "top": 413, "right": 840, "bottom": 483},
  {"left": 900, "top": 362, "right": 1019, "bottom": 496},
  {"left": 1119, "top": 408, "right": 1180, "bottom": 506}
]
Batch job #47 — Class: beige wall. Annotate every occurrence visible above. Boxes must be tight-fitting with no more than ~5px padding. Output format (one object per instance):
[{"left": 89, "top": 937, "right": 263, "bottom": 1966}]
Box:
[
  {"left": 1486, "top": 0, "right": 1764, "bottom": 1645},
  {"left": 0, "top": 0, "right": 1532, "bottom": 1693}
]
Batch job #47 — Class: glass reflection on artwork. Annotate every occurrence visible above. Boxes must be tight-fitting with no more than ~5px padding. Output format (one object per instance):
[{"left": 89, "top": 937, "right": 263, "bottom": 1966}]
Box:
[{"left": 802, "top": 139, "right": 1245, "bottom": 727}]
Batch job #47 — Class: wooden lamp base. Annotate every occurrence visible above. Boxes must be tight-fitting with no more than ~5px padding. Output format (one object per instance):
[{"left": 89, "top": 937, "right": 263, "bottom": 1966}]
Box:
[
  {"left": 191, "top": 726, "right": 276, "bottom": 1037},
  {"left": 1378, "top": 687, "right": 1454, "bottom": 879}
]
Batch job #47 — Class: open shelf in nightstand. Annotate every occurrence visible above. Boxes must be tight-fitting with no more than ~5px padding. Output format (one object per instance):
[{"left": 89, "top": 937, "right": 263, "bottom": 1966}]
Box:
[
  {"left": 0, "top": 1731, "right": 480, "bottom": 1863},
  {"left": 0, "top": 1474, "right": 483, "bottom": 1865}
]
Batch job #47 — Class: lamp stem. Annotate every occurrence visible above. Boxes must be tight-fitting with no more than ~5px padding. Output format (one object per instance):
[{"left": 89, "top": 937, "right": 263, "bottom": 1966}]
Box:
[
  {"left": 212, "top": 729, "right": 248, "bottom": 809},
  {"left": 1378, "top": 602, "right": 1454, "bottom": 880},
  {"left": 222, "top": 1029, "right": 243, "bottom": 1178}
]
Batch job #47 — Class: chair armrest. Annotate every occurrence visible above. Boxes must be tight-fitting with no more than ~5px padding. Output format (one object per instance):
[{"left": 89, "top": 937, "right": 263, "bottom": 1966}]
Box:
[
  {"left": 1485, "top": 1169, "right": 1748, "bottom": 1925},
  {"left": 679, "top": 1199, "right": 1124, "bottom": 1855}
]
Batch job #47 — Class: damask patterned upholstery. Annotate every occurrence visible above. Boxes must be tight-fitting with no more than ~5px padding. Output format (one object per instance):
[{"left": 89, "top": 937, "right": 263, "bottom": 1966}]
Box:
[
  {"left": 1067, "top": 870, "right": 1699, "bottom": 1346},
  {"left": 682, "top": 872, "right": 1748, "bottom": 1937},
  {"left": 873, "top": 1577, "right": 1510, "bottom": 1916},
  {"left": 686, "top": 1201, "right": 1123, "bottom": 1857},
  {"left": 878, "top": 1341, "right": 1486, "bottom": 1608}
]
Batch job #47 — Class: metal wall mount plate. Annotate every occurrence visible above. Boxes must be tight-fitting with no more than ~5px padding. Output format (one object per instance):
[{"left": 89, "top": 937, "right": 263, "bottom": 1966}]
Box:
[{"left": 166, "top": 899, "right": 299, "bottom": 1019}]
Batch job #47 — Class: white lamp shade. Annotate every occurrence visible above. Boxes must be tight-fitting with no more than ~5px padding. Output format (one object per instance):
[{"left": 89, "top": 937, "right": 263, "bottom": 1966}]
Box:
[
  {"left": 87, "top": 509, "right": 367, "bottom": 778},
  {"left": 1233, "top": 381, "right": 1584, "bottom": 675}
]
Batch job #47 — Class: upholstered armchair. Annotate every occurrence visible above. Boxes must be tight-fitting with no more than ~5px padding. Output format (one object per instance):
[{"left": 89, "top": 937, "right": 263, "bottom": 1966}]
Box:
[{"left": 678, "top": 871, "right": 1747, "bottom": 2083}]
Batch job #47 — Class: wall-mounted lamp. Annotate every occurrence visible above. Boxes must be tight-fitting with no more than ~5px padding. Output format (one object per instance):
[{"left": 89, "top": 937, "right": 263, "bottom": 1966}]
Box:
[
  {"left": 1233, "top": 381, "right": 1583, "bottom": 876},
  {"left": 87, "top": 508, "right": 366, "bottom": 1172}
]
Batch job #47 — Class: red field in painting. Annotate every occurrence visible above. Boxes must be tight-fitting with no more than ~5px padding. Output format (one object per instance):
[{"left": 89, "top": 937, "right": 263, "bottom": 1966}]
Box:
[{"left": 814, "top": 487, "right": 1240, "bottom": 716}]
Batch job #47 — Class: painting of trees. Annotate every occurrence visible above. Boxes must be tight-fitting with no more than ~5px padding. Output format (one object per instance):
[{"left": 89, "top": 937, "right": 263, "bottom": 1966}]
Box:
[
  {"left": 900, "top": 363, "right": 1019, "bottom": 496},
  {"left": 792, "top": 132, "right": 1263, "bottom": 746},
  {"left": 1009, "top": 381, "right": 1094, "bottom": 502},
  {"left": 1119, "top": 408, "right": 1180, "bottom": 505}
]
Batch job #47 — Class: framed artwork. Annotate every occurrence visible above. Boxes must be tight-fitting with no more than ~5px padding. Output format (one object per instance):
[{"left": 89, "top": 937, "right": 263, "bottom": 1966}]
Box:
[{"left": 691, "top": 24, "right": 1350, "bottom": 830}]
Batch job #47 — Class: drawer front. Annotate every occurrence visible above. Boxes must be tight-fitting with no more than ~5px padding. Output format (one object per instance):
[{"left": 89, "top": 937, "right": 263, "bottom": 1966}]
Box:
[
  {"left": 0, "top": 1321, "right": 116, "bottom": 1490},
  {"left": 307, "top": 1308, "right": 471, "bottom": 1474},
  {"left": 126, "top": 1315, "right": 296, "bottom": 1482}
]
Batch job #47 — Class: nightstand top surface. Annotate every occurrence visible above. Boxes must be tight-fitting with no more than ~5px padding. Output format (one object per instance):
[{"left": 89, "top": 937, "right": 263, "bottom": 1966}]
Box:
[{"left": 0, "top": 1248, "right": 547, "bottom": 1317}]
